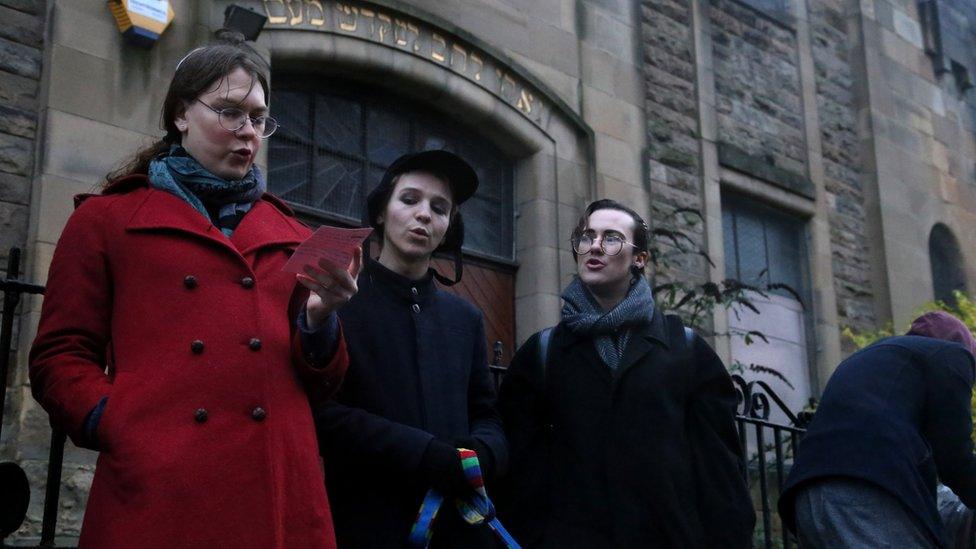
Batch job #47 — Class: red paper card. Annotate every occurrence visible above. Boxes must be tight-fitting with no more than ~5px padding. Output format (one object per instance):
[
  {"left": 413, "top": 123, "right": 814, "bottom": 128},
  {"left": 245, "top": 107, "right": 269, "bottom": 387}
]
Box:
[{"left": 282, "top": 226, "right": 373, "bottom": 274}]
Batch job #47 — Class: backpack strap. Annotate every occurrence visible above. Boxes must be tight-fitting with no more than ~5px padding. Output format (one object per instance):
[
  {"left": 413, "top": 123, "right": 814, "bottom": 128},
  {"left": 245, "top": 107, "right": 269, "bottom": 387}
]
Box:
[
  {"left": 537, "top": 327, "right": 554, "bottom": 375},
  {"left": 664, "top": 314, "right": 696, "bottom": 350}
]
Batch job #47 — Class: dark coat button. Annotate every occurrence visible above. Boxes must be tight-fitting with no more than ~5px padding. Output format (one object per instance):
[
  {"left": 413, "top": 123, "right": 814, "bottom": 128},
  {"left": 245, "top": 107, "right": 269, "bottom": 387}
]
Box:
[
  {"left": 184, "top": 275, "right": 198, "bottom": 289},
  {"left": 411, "top": 304, "right": 421, "bottom": 313},
  {"left": 251, "top": 407, "right": 267, "bottom": 421},
  {"left": 249, "top": 338, "right": 262, "bottom": 351},
  {"left": 241, "top": 276, "right": 255, "bottom": 289},
  {"left": 411, "top": 287, "right": 418, "bottom": 296},
  {"left": 191, "top": 340, "right": 205, "bottom": 354},
  {"left": 194, "top": 408, "right": 208, "bottom": 423}
]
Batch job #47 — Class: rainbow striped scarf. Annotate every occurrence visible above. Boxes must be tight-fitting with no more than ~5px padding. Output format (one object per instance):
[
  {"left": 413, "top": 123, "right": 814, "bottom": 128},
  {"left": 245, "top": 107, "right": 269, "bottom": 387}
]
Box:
[{"left": 408, "top": 448, "right": 520, "bottom": 548}]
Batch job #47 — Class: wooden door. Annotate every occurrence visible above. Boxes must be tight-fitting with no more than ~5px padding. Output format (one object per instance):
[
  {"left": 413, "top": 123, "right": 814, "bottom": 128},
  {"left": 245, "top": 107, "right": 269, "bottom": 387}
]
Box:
[{"left": 433, "top": 258, "right": 515, "bottom": 366}]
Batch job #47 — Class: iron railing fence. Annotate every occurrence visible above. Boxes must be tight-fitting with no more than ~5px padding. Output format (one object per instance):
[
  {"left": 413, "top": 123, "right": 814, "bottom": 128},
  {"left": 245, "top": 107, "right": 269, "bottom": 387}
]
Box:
[
  {"left": 733, "top": 375, "right": 812, "bottom": 549},
  {"left": 1, "top": 247, "right": 63, "bottom": 548}
]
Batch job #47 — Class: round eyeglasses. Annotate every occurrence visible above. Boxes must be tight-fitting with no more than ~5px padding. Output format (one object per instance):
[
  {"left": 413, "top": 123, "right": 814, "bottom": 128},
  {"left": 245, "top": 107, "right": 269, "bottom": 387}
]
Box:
[
  {"left": 572, "top": 232, "right": 638, "bottom": 256},
  {"left": 196, "top": 99, "right": 279, "bottom": 138}
]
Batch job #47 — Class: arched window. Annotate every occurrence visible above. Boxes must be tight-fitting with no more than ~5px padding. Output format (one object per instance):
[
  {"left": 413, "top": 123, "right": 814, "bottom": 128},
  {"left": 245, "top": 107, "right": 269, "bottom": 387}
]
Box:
[
  {"left": 929, "top": 223, "right": 967, "bottom": 304},
  {"left": 267, "top": 77, "right": 518, "bottom": 361},
  {"left": 267, "top": 78, "right": 515, "bottom": 263}
]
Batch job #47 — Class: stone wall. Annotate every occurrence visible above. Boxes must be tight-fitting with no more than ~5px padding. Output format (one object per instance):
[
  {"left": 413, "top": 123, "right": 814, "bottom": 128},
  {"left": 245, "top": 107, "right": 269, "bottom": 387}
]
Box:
[
  {"left": 641, "top": 0, "right": 709, "bottom": 286},
  {"left": 0, "top": 0, "right": 42, "bottom": 276},
  {"left": 0, "top": 0, "right": 44, "bottom": 437},
  {"left": 809, "top": 0, "right": 877, "bottom": 338},
  {"left": 710, "top": 0, "right": 806, "bottom": 177},
  {"left": 641, "top": 0, "right": 876, "bottom": 334},
  {"left": 5, "top": 0, "right": 647, "bottom": 541},
  {"left": 0, "top": 0, "right": 49, "bottom": 543},
  {"left": 855, "top": 0, "right": 976, "bottom": 326}
]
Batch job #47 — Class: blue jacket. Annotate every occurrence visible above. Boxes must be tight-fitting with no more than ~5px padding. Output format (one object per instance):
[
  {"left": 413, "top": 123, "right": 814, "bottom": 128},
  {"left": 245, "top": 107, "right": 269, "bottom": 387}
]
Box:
[
  {"left": 314, "top": 258, "right": 507, "bottom": 548},
  {"left": 779, "top": 335, "right": 976, "bottom": 547}
]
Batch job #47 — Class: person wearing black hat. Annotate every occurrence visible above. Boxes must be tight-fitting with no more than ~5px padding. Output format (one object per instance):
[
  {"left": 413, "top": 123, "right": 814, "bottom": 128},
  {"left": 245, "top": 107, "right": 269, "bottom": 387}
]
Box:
[{"left": 312, "top": 150, "right": 508, "bottom": 548}]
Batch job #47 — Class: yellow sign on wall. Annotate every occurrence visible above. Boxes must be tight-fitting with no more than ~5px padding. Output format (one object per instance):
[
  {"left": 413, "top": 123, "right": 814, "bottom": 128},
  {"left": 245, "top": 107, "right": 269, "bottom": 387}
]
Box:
[{"left": 108, "top": 0, "right": 175, "bottom": 48}]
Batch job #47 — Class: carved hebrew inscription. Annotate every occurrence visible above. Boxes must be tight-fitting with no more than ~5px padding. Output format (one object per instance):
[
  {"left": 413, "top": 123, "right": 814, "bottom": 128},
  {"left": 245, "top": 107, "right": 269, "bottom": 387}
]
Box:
[{"left": 257, "top": 0, "right": 544, "bottom": 125}]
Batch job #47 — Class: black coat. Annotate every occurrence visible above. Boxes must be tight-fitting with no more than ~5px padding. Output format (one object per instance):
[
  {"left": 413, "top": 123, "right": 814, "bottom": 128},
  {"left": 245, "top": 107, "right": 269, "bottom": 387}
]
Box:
[
  {"left": 314, "top": 259, "right": 508, "bottom": 548},
  {"left": 779, "top": 335, "right": 976, "bottom": 548},
  {"left": 496, "top": 311, "right": 755, "bottom": 548}
]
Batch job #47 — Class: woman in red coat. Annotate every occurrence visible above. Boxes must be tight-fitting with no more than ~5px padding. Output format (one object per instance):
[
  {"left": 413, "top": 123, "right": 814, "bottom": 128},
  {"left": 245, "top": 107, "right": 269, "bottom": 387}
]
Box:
[{"left": 28, "top": 30, "right": 358, "bottom": 548}]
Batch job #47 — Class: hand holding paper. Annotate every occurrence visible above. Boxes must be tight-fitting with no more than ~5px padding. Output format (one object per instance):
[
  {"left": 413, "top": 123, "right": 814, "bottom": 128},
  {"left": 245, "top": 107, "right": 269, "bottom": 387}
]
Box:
[
  {"left": 283, "top": 226, "right": 374, "bottom": 274},
  {"left": 288, "top": 226, "right": 373, "bottom": 328}
]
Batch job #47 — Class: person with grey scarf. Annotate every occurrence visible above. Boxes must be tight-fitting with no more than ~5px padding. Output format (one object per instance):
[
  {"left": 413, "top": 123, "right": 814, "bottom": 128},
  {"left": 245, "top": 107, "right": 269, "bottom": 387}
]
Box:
[{"left": 497, "top": 199, "right": 754, "bottom": 548}]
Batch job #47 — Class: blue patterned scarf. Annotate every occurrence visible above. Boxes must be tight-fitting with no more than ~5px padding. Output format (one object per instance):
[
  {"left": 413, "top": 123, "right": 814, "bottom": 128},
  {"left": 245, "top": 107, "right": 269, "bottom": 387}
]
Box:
[
  {"left": 561, "top": 276, "right": 655, "bottom": 370},
  {"left": 148, "top": 145, "right": 265, "bottom": 237}
]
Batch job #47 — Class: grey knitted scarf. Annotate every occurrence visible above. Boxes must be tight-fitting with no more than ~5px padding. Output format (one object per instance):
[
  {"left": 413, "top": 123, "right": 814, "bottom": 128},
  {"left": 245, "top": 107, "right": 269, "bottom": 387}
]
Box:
[
  {"left": 148, "top": 145, "right": 266, "bottom": 237},
  {"left": 560, "top": 276, "right": 656, "bottom": 370}
]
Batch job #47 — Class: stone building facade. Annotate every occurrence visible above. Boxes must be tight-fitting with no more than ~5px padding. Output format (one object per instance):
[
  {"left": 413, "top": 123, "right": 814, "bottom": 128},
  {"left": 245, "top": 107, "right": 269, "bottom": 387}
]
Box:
[
  {"left": 0, "top": 0, "right": 45, "bottom": 372},
  {"left": 1, "top": 0, "right": 974, "bottom": 543},
  {"left": 0, "top": 0, "right": 49, "bottom": 539},
  {"left": 642, "top": 0, "right": 975, "bottom": 411},
  {"left": 0, "top": 0, "right": 43, "bottom": 267}
]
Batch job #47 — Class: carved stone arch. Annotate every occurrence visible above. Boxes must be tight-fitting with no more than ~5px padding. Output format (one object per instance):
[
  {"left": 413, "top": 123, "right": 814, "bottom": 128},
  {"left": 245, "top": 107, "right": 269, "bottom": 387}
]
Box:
[
  {"left": 249, "top": 0, "right": 596, "bottom": 343},
  {"left": 929, "top": 222, "right": 967, "bottom": 304}
]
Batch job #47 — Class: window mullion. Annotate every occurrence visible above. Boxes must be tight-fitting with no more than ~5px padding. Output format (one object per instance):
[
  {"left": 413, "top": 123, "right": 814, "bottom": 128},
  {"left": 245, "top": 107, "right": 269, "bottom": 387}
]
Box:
[{"left": 307, "top": 92, "right": 315, "bottom": 207}]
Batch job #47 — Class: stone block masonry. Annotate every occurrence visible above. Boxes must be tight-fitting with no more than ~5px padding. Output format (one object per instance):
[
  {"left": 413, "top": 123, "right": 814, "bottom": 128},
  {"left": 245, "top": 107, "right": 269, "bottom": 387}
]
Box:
[
  {"left": 0, "top": 0, "right": 49, "bottom": 543},
  {"left": 641, "top": 0, "right": 876, "bottom": 345},
  {"left": 710, "top": 0, "right": 807, "bottom": 178},
  {"left": 641, "top": 0, "right": 711, "bottom": 289},
  {"left": 809, "top": 0, "right": 877, "bottom": 338}
]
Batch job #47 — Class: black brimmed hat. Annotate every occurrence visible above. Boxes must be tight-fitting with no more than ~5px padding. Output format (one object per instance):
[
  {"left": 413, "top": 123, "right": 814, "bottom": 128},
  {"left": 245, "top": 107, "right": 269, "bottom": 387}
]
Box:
[{"left": 364, "top": 150, "right": 479, "bottom": 286}]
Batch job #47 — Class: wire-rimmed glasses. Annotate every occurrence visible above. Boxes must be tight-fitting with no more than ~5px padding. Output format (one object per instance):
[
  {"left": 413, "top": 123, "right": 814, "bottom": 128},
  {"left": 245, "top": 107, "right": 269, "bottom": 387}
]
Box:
[
  {"left": 196, "top": 99, "right": 279, "bottom": 138},
  {"left": 571, "top": 232, "right": 638, "bottom": 256}
]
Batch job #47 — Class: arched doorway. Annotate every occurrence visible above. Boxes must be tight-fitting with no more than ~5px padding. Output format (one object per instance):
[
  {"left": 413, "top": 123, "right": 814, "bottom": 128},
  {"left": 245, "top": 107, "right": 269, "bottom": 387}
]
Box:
[{"left": 267, "top": 78, "right": 517, "bottom": 361}]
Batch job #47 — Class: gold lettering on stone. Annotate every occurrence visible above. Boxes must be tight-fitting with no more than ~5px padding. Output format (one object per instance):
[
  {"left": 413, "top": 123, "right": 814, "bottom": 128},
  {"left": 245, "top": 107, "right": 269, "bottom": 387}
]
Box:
[
  {"left": 470, "top": 53, "right": 484, "bottom": 81},
  {"left": 307, "top": 0, "right": 326, "bottom": 26},
  {"left": 286, "top": 0, "right": 303, "bottom": 26},
  {"left": 393, "top": 18, "right": 409, "bottom": 46},
  {"left": 409, "top": 23, "right": 421, "bottom": 52},
  {"left": 517, "top": 89, "right": 534, "bottom": 114},
  {"left": 450, "top": 44, "right": 467, "bottom": 71},
  {"left": 262, "top": 0, "right": 288, "bottom": 25},
  {"left": 497, "top": 69, "right": 518, "bottom": 101},
  {"left": 377, "top": 13, "right": 392, "bottom": 42},
  {"left": 256, "top": 0, "right": 546, "bottom": 126},
  {"left": 431, "top": 33, "right": 447, "bottom": 62},
  {"left": 360, "top": 8, "right": 376, "bottom": 37},
  {"left": 337, "top": 3, "right": 358, "bottom": 31}
]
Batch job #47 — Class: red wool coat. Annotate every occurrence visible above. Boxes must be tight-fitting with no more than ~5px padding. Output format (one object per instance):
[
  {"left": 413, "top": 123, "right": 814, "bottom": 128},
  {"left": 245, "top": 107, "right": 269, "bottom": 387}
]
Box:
[{"left": 29, "top": 176, "right": 346, "bottom": 548}]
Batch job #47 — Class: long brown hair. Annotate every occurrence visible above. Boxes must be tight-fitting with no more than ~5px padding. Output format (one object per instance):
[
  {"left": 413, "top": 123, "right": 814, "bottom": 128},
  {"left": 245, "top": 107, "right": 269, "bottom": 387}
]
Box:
[{"left": 103, "top": 29, "right": 270, "bottom": 191}]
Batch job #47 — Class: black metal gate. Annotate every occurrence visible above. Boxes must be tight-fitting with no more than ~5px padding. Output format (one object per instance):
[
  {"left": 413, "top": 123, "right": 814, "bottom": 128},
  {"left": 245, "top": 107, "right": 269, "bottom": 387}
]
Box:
[
  {"left": 732, "top": 375, "right": 811, "bottom": 548},
  {"left": 0, "top": 247, "right": 64, "bottom": 548}
]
